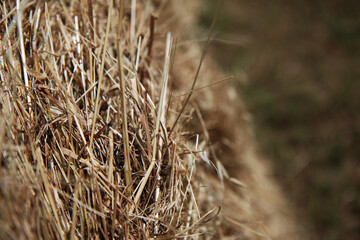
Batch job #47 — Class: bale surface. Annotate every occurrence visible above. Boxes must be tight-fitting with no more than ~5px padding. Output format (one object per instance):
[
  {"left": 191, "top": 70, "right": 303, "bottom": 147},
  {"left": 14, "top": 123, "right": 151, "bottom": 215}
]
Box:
[{"left": 0, "top": 0, "right": 296, "bottom": 239}]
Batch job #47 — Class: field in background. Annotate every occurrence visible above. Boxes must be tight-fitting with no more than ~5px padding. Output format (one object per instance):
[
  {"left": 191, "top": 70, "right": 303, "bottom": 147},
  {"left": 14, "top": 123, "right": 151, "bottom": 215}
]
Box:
[{"left": 200, "top": 0, "right": 360, "bottom": 239}]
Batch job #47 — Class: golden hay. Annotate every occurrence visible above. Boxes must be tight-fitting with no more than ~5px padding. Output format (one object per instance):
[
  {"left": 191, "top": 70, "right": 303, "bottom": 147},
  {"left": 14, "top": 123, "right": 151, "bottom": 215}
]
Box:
[{"left": 0, "top": 0, "right": 297, "bottom": 239}]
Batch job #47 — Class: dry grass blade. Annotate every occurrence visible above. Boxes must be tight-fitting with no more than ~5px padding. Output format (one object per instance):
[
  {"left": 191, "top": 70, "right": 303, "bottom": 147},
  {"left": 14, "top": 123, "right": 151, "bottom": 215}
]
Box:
[
  {"left": 176, "top": 206, "right": 221, "bottom": 237},
  {"left": 117, "top": 0, "right": 133, "bottom": 195},
  {"left": 89, "top": 1, "right": 112, "bottom": 153},
  {"left": 16, "top": 0, "right": 31, "bottom": 107},
  {"left": 175, "top": 75, "right": 233, "bottom": 97}
]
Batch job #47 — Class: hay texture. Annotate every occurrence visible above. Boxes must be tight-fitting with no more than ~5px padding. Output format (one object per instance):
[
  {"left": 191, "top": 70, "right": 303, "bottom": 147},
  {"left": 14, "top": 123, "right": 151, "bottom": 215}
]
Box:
[{"left": 0, "top": 0, "right": 297, "bottom": 239}]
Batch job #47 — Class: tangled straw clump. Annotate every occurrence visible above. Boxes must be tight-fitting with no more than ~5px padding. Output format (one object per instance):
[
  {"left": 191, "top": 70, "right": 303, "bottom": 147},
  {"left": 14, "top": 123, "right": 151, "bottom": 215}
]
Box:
[
  {"left": 0, "top": 0, "right": 297, "bottom": 239},
  {"left": 0, "top": 0, "right": 220, "bottom": 238}
]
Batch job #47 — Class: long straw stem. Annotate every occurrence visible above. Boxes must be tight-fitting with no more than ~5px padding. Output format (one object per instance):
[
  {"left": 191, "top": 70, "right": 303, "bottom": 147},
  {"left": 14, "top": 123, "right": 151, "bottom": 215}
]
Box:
[{"left": 168, "top": 0, "right": 224, "bottom": 138}]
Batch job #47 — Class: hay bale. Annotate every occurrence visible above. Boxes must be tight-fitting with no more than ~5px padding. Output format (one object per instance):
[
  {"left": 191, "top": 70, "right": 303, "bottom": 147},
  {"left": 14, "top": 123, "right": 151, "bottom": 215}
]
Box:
[{"left": 0, "top": 0, "right": 297, "bottom": 239}]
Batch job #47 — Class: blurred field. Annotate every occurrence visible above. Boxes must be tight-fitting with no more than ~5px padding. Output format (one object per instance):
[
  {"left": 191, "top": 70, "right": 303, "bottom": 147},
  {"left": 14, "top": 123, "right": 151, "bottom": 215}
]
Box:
[{"left": 200, "top": 0, "right": 360, "bottom": 239}]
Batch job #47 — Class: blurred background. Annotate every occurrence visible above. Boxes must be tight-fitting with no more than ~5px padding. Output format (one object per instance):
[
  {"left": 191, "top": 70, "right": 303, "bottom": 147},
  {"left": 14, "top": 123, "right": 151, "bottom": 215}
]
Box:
[{"left": 200, "top": 0, "right": 360, "bottom": 239}]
